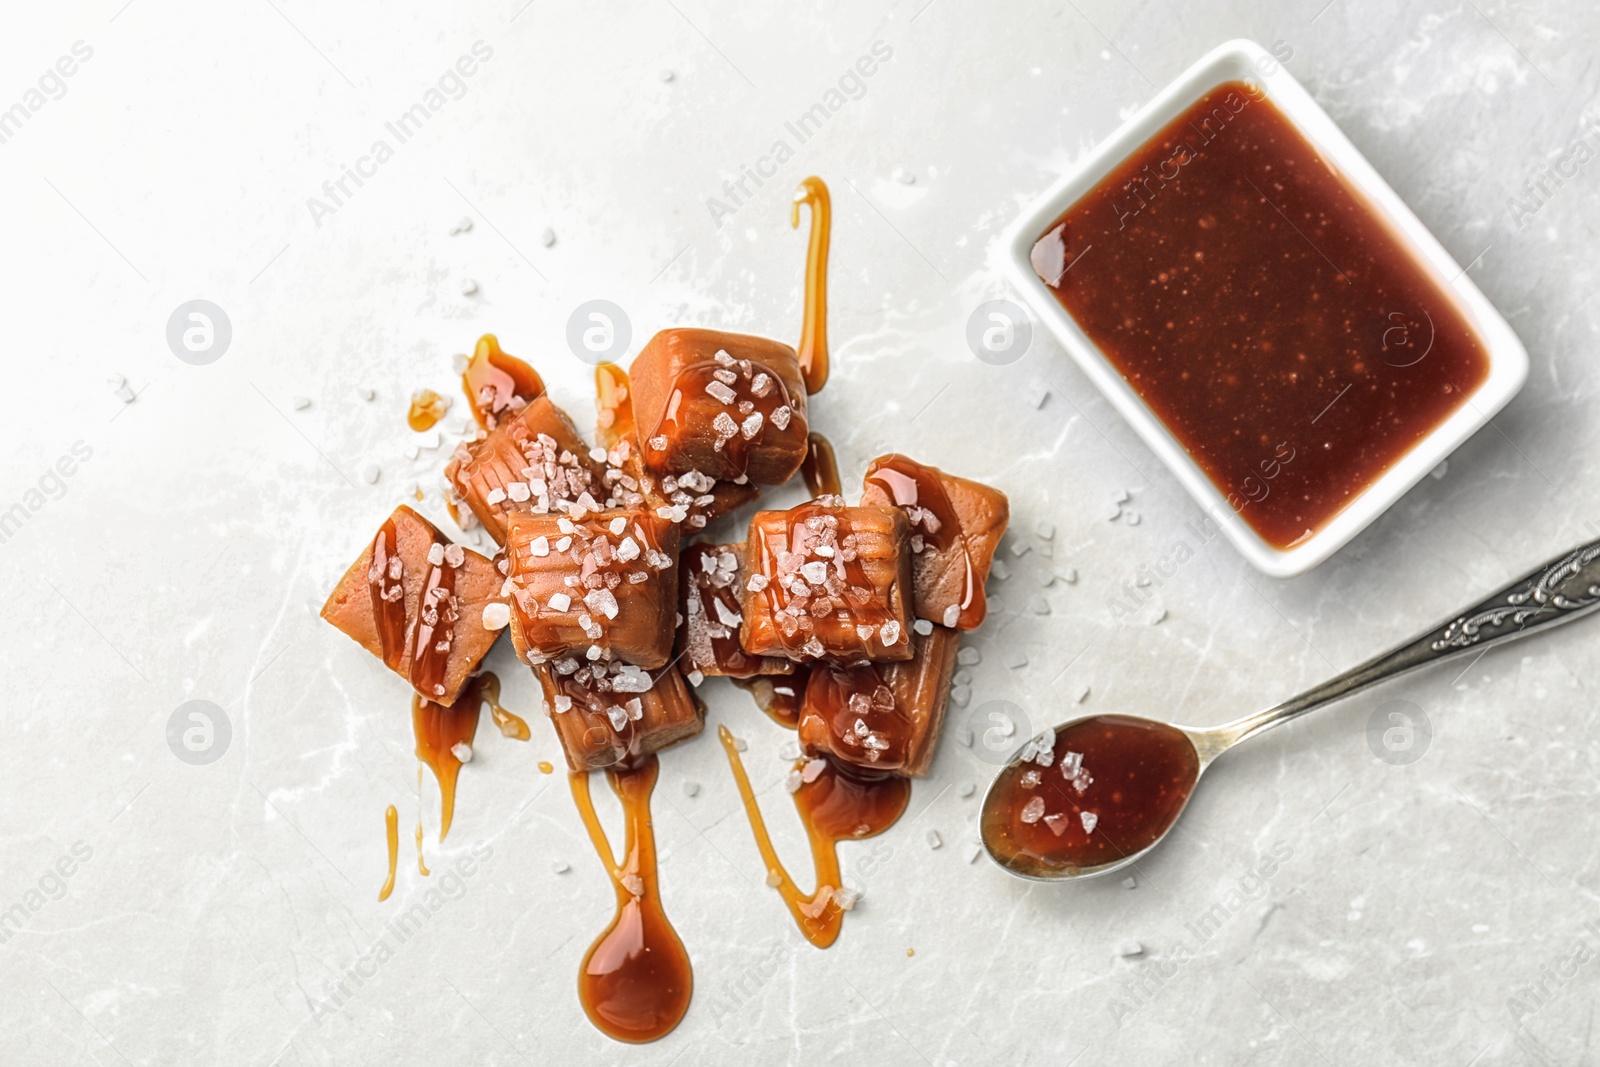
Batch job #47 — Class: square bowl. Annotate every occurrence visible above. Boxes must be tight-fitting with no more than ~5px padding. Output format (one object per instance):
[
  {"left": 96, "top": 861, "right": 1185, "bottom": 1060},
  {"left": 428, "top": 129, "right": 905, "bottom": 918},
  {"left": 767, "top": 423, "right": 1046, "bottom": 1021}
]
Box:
[{"left": 1000, "top": 38, "right": 1528, "bottom": 578}]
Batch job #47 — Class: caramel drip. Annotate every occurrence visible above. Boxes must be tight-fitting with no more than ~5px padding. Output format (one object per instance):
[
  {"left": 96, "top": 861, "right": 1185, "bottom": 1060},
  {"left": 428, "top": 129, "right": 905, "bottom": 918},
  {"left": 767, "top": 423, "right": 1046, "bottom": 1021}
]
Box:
[
  {"left": 407, "top": 388, "right": 449, "bottom": 431},
  {"left": 379, "top": 804, "right": 399, "bottom": 902},
  {"left": 595, "top": 362, "right": 635, "bottom": 450},
  {"left": 538, "top": 760, "right": 555, "bottom": 775},
  {"left": 865, "top": 454, "right": 985, "bottom": 627},
  {"left": 463, "top": 333, "right": 545, "bottom": 430},
  {"left": 407, "top": 540, "right": 458, "bottom": 699},
  {"left": 570, "top": 756, "right": 693, "bottom": 1043},
  {"left": 717, "top": 726, "right": 908, "bottom": 948},
  {"left": 801, "top": 432, "right": 841, "bottom": 498},
  {"left": 479, "top": 673, "right": 530, "bottom": 741},
  {"left": 415, "top": 767, "right": 430, "bottom": 877},
  {"left": 368, "top": 519, "right": 407, "bottom": 671},
  {"left": 731, "top": 669, "right": 810, "bottom": 730},
  {"left": 791, "top": 176, "right": 831, "bottom": 394},
  {"left": 411, "top": 674, "right": 485, "bottom": 840}
]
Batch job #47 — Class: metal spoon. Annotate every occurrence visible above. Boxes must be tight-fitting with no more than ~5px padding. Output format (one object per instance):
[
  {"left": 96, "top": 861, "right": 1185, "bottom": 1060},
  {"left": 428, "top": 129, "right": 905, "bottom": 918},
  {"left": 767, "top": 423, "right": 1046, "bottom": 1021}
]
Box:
[{"left": 980, "top": 537, "right": 1600, "bottom": 881}]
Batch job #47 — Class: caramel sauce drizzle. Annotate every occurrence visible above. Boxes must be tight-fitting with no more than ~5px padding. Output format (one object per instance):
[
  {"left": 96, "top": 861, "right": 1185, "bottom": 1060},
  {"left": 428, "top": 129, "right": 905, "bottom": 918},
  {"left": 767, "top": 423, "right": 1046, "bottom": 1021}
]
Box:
[
  {"left": 368, "top": 519, "right": 407, "bottom": 672},
  {"left": 801, "top": 432, "right": 841, "bottom": 498},
  {"left": 408, "top": 546, "right": 458, "bottom": 699},
  {"left": 415, "top": 768, "right": 430, "bottom": 876},
  {"left": 731, "top": 670, "right": 809, "bottom": 730},
  {"left": 463, "top": 333, "right": 545, "bottom": 430},
  {"left": 792, "top": 176, "right": 831, "bottom": 394},
  {"left": 411, "top": 673, "right": 486, "bottom": 841},
  {"left": 594, "top": 362, "right": 635, "bottom": 450},
  {"left": 718, "top": 726, "right": 908, "bottom": 947},
  {"left": 479, "top": 672, "right": 531, "bottom": 741},
  {"left": 569, "top": 755, "right": 693, "bottom": 1043},
  {"left": 865, "top": 454, "right": 986, "bottom": 628},
  {"left": 379, "top": 804, "right": 399, "bottom": 902},
  {"left": 407, "top": 388, "right": 449, "bottom": 432}
]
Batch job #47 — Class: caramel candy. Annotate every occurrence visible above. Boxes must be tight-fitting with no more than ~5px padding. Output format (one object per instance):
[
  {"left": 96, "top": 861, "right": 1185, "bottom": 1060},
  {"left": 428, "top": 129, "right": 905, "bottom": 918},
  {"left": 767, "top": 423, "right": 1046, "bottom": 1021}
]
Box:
[
  {"left": 447, "top": 396, "right": 645, "bottom": 545},
  {"left": 321, "top": 505, "right": 506, "bottom": 705},
  {"left": 677, "top": 542, "right": 794, "bottom": 680},
  {"left": 537, "top": 662, "right": 704, "bottom": 772},
  {"left": 503, "top": 508, "right": 680, "bottom": 669},
  {"left": 797, "top": 625, "right": 959, "bottom": 777},
  {"left": 630, "top": 328, "right": 809, "bottom": 484},
  {"left": 613, "top": 432, "right": 760, "bottom": 533},
  {"left": 740, "top": 498, "right": 915, "bottom": 663},
  {"left": 860, "top": 454, "right": 1009, "bottom": 631}
]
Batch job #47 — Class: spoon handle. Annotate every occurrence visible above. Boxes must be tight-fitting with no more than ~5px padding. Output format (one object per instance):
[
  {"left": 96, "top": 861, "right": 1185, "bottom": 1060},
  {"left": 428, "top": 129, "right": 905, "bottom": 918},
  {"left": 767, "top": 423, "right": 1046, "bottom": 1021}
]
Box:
[{"left": 1211, "top": 537, "right": 1600, "bottom": 753}]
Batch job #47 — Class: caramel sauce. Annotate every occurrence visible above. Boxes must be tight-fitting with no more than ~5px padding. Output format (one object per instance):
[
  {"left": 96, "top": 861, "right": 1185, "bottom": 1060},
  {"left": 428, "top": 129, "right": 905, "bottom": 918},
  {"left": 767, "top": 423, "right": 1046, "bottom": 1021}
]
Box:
[
  {"left": 479, "top": 673, "right": 530, "bottom": 741},
  {"left": 595, "top": 362, "right": 635, "bottom": 450},
  {"left": 718, "top": 725, "right": 908, "bottom": 947},
  {"left": 415, "top": 770, "right": 431, "bottom": 876},
  {"left": 379, "top": 804, "right": 398, "bottom": 902},
  {"left": 569, "top": 755, "right": 693, "bottom": 1043},
  {"left": 411, "top": 674, "right": 487, "bottom": 841},
  {"left": 463, "top": 333, "right": 545, "bottom": 430},
  {"left": 368, "top": 519, "right": 407, "bottom": 671},
  {"left": 664, "top": 361, "right": 796, "bottom": 478},
  {"left": 864, "top": 454, "right": 985, "bottom": 629},
  {"left": 981, "top": 716, "right": 1199, "bottom": 878},
  {"left": 791, "top": 176, "right": 831, "bottom": 394},
  {"left": 731, "top": 670, "right": 810, "bottom": 730},
  {"left": 407, "top": 388, "right": 449, "bottom": 432},
  {"left": 801, "top": 432, "right": 841, "bottom": 497},
  {"left": 408, "top": 545, "right": 458, "bottom": 699},
  {"left": 539, "top": 760, "right": 555, "bottom": 774}
]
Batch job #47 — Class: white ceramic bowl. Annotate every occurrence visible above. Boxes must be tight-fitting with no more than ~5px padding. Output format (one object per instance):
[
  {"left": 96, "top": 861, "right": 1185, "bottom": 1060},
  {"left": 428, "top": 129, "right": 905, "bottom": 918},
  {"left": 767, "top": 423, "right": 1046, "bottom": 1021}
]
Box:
[{"left": 1001, "top": 38, "right": 1528, "bottom": 578}]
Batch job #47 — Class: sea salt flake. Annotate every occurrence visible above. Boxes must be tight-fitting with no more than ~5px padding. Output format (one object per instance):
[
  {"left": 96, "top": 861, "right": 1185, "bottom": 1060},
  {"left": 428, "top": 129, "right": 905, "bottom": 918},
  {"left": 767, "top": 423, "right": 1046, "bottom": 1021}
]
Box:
[
  {"left": 1043, "top": 813, "right": 1070, "bottom": 837},
  {"left": 450, "top": 742, "right": 473, "bottom": 763},
  {"left": 481, "top": 602, "right": 511, "bottom": 630},
  {"left": 1080, "top": 811, "right": 1099, "bottom": 833},
  {"left": 1019, "top": 797, "right": 1046, "bottom": 824},
  {"left": 926, "top": 830, "right": 943, "bottom": 850},
  {"left": 913, "top": 618, "right": 934, "bottom": 636}
]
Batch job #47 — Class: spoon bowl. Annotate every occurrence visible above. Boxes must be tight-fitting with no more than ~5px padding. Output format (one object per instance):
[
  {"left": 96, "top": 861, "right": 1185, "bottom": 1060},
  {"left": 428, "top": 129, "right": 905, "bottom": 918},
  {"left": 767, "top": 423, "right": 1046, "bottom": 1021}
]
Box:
[{"left": 980, "top": 536, "right": 1600, "bottom": 880}]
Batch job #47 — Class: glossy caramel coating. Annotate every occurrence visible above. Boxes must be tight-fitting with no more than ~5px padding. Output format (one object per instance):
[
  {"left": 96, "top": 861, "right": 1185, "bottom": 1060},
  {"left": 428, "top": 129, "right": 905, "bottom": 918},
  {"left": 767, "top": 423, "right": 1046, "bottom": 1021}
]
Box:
[
  {"left": 859, "top": 454, "right": 1009, "bottom": 631},
  {"left": 504, "top": 508, "right": 680, "bottom": 669},
  {"left": 630, "top": 328, "right": 809, "bottom": 484},
  {"left": 538, "top": 663, "right": 704, "bottom": 772},
  {"left": 320, "top": 505, "right": 505, "bottom": 704},
  {"left": 797, "top": 624, "right": 959, "bottom": 777},
  {"left": 740, "top": 499, "right": 915, "bottom": 664}
]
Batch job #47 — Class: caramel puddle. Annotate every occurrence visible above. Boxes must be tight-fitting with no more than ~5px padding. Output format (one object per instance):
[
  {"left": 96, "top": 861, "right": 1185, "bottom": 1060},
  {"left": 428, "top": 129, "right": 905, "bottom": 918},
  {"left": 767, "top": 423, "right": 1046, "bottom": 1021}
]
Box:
[
  {"left": 718, "top": 725, "right": 908, "bottom": 947},
  {"left": 569, "top": 755, "right": 693, "bottom": 1043}
]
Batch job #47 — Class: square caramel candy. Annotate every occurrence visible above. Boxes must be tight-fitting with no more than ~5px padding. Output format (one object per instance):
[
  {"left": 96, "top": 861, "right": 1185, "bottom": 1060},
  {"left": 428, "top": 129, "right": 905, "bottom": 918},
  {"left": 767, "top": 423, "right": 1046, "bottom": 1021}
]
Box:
[
  {"left": 503, "top": 507, "right": 680, "bottom": 669},
  {"left": 447, "top": 395, "right": 637, "bottom": 545},
  {"left": 797, "top": 624, "right": 959, "bottom": 777},
  {"left": 740, "top": 498, "right": 915, "bottom": 663},
  {"left": 321, "top": 505, "right": 507, "bottom": 705},
  {"left": 860, "top": 454, "right": 1009, "bottom": 631},
  {"left": 537, "top": 662, "right": 704, "bottom": 772},
  {"left": 630, "top": 328, "right": 809, "bottom": 485},
  {"left": 677, "top": 542, "right": 794, "bottom": 680}
]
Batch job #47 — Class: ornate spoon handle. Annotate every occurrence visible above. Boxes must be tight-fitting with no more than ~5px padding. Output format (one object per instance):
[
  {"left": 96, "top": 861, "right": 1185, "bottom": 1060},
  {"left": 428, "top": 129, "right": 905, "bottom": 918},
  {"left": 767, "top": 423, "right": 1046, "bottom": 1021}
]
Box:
[{"left": 1203, "top": 538, "right": 1600, "bottom": 755}]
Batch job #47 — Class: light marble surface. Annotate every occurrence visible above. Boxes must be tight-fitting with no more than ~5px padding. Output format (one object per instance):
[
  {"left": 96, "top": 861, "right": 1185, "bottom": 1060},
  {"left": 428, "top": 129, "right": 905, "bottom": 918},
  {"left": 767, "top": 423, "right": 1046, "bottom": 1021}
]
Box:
[{"left": 3, "top": 1, "right": 1598, "bottom": 1064}]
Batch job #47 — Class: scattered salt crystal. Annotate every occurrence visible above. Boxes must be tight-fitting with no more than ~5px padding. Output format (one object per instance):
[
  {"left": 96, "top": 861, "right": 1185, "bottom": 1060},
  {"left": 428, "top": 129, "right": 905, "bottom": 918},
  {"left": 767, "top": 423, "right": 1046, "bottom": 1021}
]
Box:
[
  {"left": 660, "top": 69, "right": 675, "bottom": 82},
  {"left": 621, "top": 874, "right": 644, "bottom": 897},
  {"left": 958, "top": 782, "right": 975, "bottom": 798},
  {"left": 552, "top": 695, "right": 573, "bottom": 713},
  {"left": 1125, "top": 511, "right": 1141, "bottom": 526},
  {"left": 1009, "top": 541, "right": 1030, "bottom": 558},
  {"left": 784, "top": 769, "right": 804, "bottom": 793},
  {"left": 1430, "top": 460, "right": 1449, "bottom": 480},
  {"left": 648, "top": 434, "right": 669, "bottom": 451},
  {"left": 926, "top": 830, "right": 942, "bottom": 849},
  {"left": 361, "top": 464, "right": 381, "bottom": 484},
  {"left": 461, "top": 277, "right": 479, "bottom": 295},
  {"left": 1028, "top": 382, "right": 1049, "bottom": 408},
  {"left": 1122, "top": 876, "right": 1137, "bottom": 890},
  {"left": 1020, "top": 768, "right": 1041, "bottom": 789},
  {"left": 1036, "top": 521, "right": 1055, "bottom": 540},
  {"left": 450, "top": 742, "right": 473, "bottom": 763},
  {"left": 611, "top": 665, "right": 652, "bottom": 693},
  {"left": 485, "top": 487, "right": 507, "bottom": 505},
  {"left": 449, "top": 217, "right": 473, "bottom": 235},
  {"left": 1150, "top": 608, "right": 1167, "bottom": 625},
  {"left": 965, "top": 843, "right": 983, "bottom": 864},
  {"left": 1074, "top": 685, "right": 1090, "bottom": 705},
  {"left": 1080, "top": 811, "right": 1099, "bottom": 833},
  {"left": 1117, "top": 940, "right": 1143, "bottom": 958},
  {"left": 705, "top": 379, "right": 737, "bottom": 404},
  {"left": 1004, "top": 648, "right": 1028, "bottom": 669},
  {"left": 585, "top": 588, "right": 620, "bottom": 620},
  {"left": 444, "top": 544, "right": 465, "bottom": 568},
  {"left": 1043, "top": 813, "right": 1069, "bottom": 837},
  {"left": 292, "top": 396, "right": 311, "bottom": 410},
  {"left": 555, "top": 536, "right": 572, "bottom": 552},
  {"left": 450, "top": 353, "right": 470, "bottom": 373},
  {"left": 547, "top": 592, "right": 571, "bottom": 613},
  {"left": 801, "top": 758, "right": 826, "bottom": 783},
  {"left": 950, "top": 686, "right": 970, "bottom": 708},
  {"left": 605, "top": 704, "right": 629, "bottom": 731},
  {"left": 551, "top": 859, "right": 570, "bottom": 873},
  {"left": 957, "top": 648, "right": 981, "bottom": 666},
  {"left": 765, "top": 871, "right": 783, "bottom": 888},
  {"left": 733, "top": 736, "right": 747, "bottom": 752},
  {"left": 540, "top": 227, "right": 556, "bottom": 247},
  {"left": 481, "top": 602, "right": 511, "bottom": 630},
  {"left": 1063, "top": 568, "right": 1078, "bottom": 585},
  {"left": 879, "top": 621, "right": 901, "bottom": 645},
  {"left": 428, "top": 542, "right": 446, "bottom": 566},
  {"left": 683, "top": 781, "right": 701, "bottom": 797},
  {"left": 686, "top": 669, "right": 704, "bottom": 686},
  {"left": 990, "top": 559, "right": 1010, "bottom": 581},
  {"left": 1019, "top": 797, "right": 1046, "bottom": 823},
  {"left": 942, "top": 604, "right": 959, "bottom": 627},
  {"left": 770, "top": 406, "right": 792, "bottom": 430},
  {"left": 832, "top": 886, "right": 860, "bottom": 910},
  {"left": 1060, "top": 751, "right": 1083, "bottom": 777}
]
